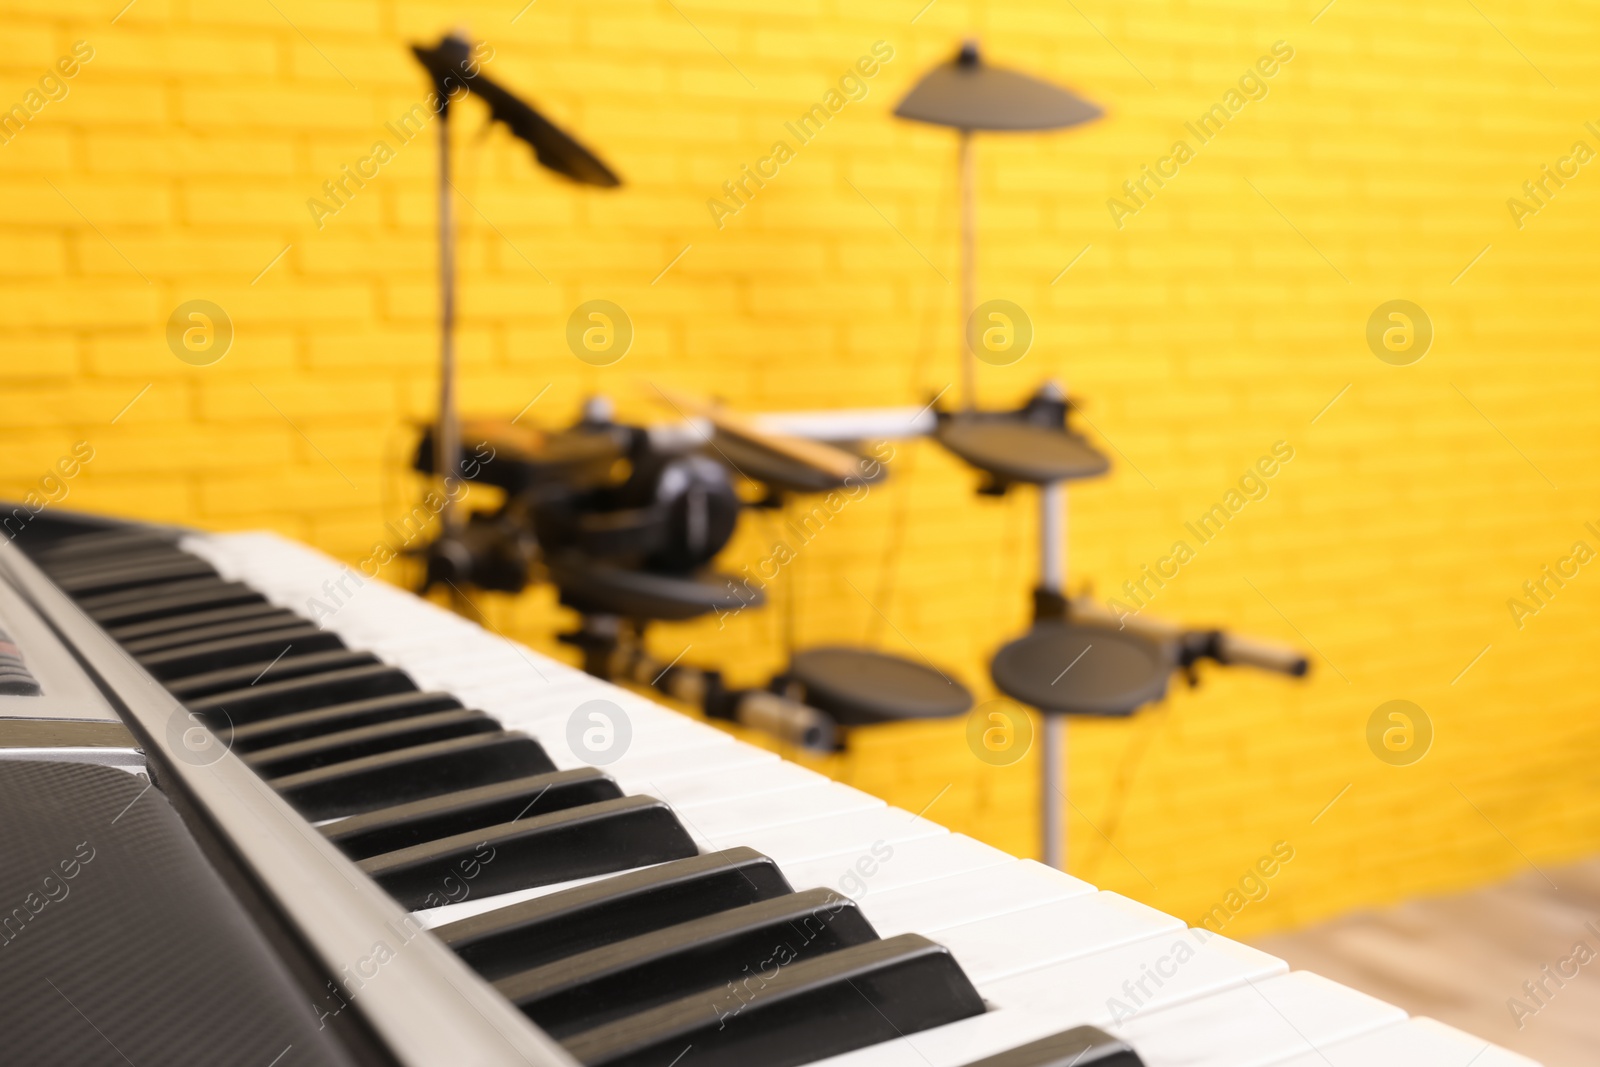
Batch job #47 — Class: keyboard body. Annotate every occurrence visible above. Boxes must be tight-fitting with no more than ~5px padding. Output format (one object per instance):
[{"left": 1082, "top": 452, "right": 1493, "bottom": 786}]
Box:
[{"left": 0, "top": 515, "right": 1540, "bottom": 1067}]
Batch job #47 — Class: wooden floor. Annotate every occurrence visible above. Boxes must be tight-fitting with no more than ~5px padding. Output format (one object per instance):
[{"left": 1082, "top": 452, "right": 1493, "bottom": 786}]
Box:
[{"left": 1253, "top": 859, "right": 1600, "bottom": 1066}]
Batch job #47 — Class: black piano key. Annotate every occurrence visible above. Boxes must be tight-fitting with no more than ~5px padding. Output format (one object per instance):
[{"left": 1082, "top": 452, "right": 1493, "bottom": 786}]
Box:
[
  {"left": 243, "top": 709, "right": 500, "bottom": 777},
  {"left": 33, "top": 528, "right": 180, "bottom": 563},
  {"left": 273, "top": 731, "right": 556, "bottom": 821},
  {"left": 88, "top": 583, "right": 266, "bottom": 626},
  {"left": 561, "top": 934, "right": 986, "bottom": 1067},
  {"left": 78, "top": 575, "right": 235, "bottom": 612},
  {"left": 43, "top": 544, "right": 202, "bottom": 576},
  {"left": 496, "top": 887, "right": 877, "bottom": 1038},
  {"left": 360, "top": 795, "right": 696, "bottom": 911},
  {"left": 121, "top": 611, "right": 311, "bottom": 655},
  {"left": 325, "top": 768, "right": 623, "bottom": 861},
  {"left": 41, "top": 541, "right": 189, "bottom": 568},
  {"left": 229, "top": 691, "right": 464, "bottom": 751},
  {"left": 0, "top": 678, "right": 42, "bottom": 696},
  {"left": 138, "top": 626, "right": 345, "bottom": 681},
  {"left": 50, "top": 555, "right": 217, "bottom": 596},
  {"left": 108, "top": 602, "right": 300, "bottom": 643},
  {"left": 167, "top": 649, "right": 380, "bottom": 701},
  {"left": 187, "top": 663, "right": 419, "bottom": 724},
  {"left": 439, "top": 848, "right": 795, "bottom": 981},
  {"left": 957, "top": 1026, "right": 1144, "bottom": 1067}
]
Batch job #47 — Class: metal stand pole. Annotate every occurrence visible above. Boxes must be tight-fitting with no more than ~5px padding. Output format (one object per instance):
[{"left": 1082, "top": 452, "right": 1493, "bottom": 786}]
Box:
[
  {"left": 1042, "top": 713, "right": 1066, "bottom": 869},
  {"left": 958, "top": 128, "right": 977, "bottom": 411},
  {"left": 780, "top": 506, "right": 797, "bottom": 659},
  {"left": 434, "top": 103, "right": 460, "bottom": 536},
  {"left": 1040, "top": 481, "right": 1064, "bottom": 589},
  {"left": 1039, "top": 478, "right": 1068, "bottom": 869}
]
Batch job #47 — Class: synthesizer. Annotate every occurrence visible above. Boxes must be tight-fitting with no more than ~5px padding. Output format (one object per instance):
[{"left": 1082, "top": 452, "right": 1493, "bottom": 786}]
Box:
[{"left": 0, "top": 512, "right": 1537, "bottom": 1067}]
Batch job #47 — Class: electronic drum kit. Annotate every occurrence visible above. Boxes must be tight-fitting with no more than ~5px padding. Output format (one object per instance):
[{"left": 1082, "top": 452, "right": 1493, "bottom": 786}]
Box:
[{"left": 405, "top": 36, "right": 1308, "bottom": 869}]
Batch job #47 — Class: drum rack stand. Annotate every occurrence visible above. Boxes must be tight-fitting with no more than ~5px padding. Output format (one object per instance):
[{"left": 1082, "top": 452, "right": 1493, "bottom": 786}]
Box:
[{"left": 1037, "top": 481, "right": 1069, "bottom": 870}]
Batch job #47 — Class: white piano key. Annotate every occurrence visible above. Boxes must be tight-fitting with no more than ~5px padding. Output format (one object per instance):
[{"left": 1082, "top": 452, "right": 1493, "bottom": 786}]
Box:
[
  {"left": 635, "top": 759, "right": 825, "bottom": 809},
  {"left": 781, "top": 832, "right": 1013, "bottom": 898},
  {"left": 351, "top": 627, "right": 526, "bottom": 654},
  {"left": 542, "top": 736, "right": 732, "bottom": 773},
  {"left": 543, "top": 741, "right": 736, "bottom": 776},
  {"left": 606, "top": 738, "right": 776, "bottom": 783},
  {"left": 722, "top": 805, "right": 948, "bottom": 865},
  {"left": 406, "top": 761, "right": 826, "bottom": 928},
  {"left": 814, "top": 934, "right": 1292, "bottom": 1067},
  {"left": 502, "top": 707, "right": 735, "bottom": 768},
  {"left": 471, "top": 679, "right": 676, "bottom": 716},
  {"left": 386, "top": 654, "right": 590, "bottom": 692},
  {"left": 478, "top": 695, "right": 703, "bottom": 742},
  {"left": 412, "top": 824, "right": 957, "bottom": 933},
  {"left": 808, "top": 1010, "right": 1073, "bottom": 1067},
  {"left": 399, "top": 655, "right": 557, "bottom": 681},
  {"left": 473, "top": 695, "right": 659, "bottom": 734},
  {"left": 413, "top": 831, "right": 996, "bottom": 938},
  {"left": 1271, "top": 1016, "right": 1541, "bottom": 1067},
  {"left": 515, "top": 675, "right": 666, "bottom": 704},
  {"left": 486, "top": 696, "right": 702, "bottom": 743},
  {"left": 345, "top": 625, "right": 519, "bottom": 651},
  {"left": 346, "top": 615, "right": 518, "bottom": 641},
  {"left": 413, "top": 866, "right": 636, "bottom": 929},
  {"left": 982, "top": 928, "right": 1288, "bottom": 1021},
  {"left": 393, "top": 655, "right": 558, "bottom": 689},
  {"left": 812, "top": 968, "right": 1406, "bottom": 1067},
  {"left": 414, "top": 806, "right": 975, "bottom": 931},
  {"left": 859, "top": 860, "right": 1093, "bottom": 938},
  {"left": 1115, "top": 971, "right": 1406, "bottom": 1067},
  {"left": 669, "top": 780, "right": 885, "bottom": 840},
  {"left": 936, "top": 891, "right": 1184, "bottom": 984},
  {"left": 419, "top": 819, "right": 999, "bottom": 928},
  {"left": 362, "top": 621, "right": 505, "bottom": 646},
  {"left": 455, "top": 670, "right": 591, "bottom": 696}
]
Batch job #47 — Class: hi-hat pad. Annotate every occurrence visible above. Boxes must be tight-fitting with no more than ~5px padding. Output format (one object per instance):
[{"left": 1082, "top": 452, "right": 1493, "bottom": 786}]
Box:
[{"left": 990, "top": 620, "right": 1172, "bottom": 716}]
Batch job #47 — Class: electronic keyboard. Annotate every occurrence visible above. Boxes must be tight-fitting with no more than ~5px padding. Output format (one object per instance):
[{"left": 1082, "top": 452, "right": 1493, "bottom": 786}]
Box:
[{"left": 0, "top": 513, "right": 1538, "bottom": 1067}]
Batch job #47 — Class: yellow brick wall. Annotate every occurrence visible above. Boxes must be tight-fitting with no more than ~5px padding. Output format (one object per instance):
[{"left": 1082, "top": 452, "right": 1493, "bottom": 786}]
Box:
[{"left": 4, "top": 0, "right": 1599, "bottom": 938}]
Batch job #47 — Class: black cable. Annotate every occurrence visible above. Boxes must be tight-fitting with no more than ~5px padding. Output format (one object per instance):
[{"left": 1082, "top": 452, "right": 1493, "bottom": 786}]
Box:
[
  {"left": 1082, "top": 701, "right": 1172, "bottom": 884},
  {"left": 866, "top": 437, "right": 919, "bottom": 646}
]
